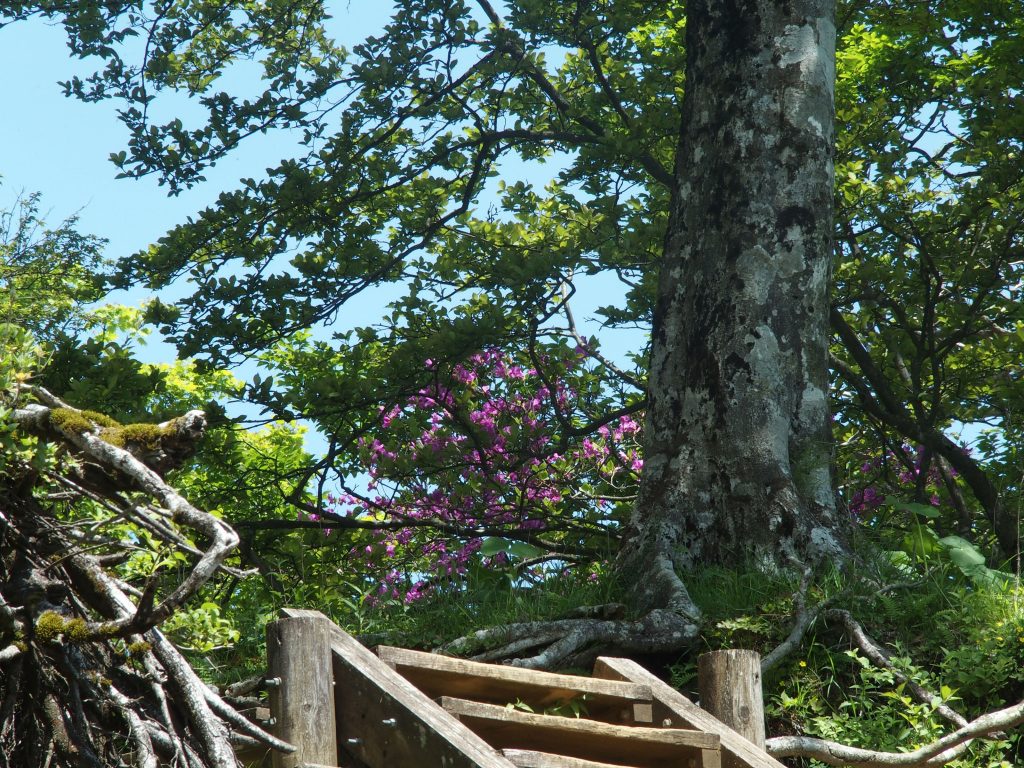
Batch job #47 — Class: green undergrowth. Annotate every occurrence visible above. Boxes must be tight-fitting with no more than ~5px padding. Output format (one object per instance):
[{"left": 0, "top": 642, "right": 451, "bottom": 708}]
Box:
[
  {"left": 674, "top": 558, "right": 1023, "bottom": 768},
  {"left": 190, "top": 548, "right": 1022, "bottom": 766},
  {"left": 190, "top": 564, "right": 627, "bottom": 685},
  {"left": 344, "top": 564, "right": 629, "bottom": 651}
]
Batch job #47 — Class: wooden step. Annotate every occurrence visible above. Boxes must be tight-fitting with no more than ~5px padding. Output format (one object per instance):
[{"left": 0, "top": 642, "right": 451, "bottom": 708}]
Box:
[
  {"left": 502, "top": 749, "right": 649, "bottom": 768},
  {"left": 593, "top": 658, "right": 786, "bottom": 768},
  {"left": 441, "top": 697, "right": 721, "bottom": 768},
  {"left": 377, "top": 646, "right": 654, "bottom": 724}
]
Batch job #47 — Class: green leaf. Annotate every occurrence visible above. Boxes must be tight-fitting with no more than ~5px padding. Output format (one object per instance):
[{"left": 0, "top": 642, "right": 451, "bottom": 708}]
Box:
[
  {"left": 937, "top": 535, "right": 985, "bottom": 567},
  {"left": 883, "top": 496, "right": 940, "bottom": 518},
  {"left": 479, "top": 537, "right": 509, "bottom": 557},
  {"left": 507, "top": 542, "right": 545, "bottom": 560},
  {"left": 938, "top": 535, "right": 1013, "bottom": 586}
]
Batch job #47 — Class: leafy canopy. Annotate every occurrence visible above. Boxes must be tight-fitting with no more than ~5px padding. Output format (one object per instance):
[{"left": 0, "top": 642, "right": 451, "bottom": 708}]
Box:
[{"left": 6, "top": 0, "right": 1023, "bottom": 592}]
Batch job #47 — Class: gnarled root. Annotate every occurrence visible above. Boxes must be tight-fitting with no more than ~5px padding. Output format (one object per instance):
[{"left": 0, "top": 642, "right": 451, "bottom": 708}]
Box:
[{"left": 440, "top": 606, "right": 700, "bottom": 669}]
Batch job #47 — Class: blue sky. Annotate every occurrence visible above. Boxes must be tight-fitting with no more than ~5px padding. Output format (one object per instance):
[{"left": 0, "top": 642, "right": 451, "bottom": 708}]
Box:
[{"left": 0, "top": 6, "right": 395, "bottom": 265}]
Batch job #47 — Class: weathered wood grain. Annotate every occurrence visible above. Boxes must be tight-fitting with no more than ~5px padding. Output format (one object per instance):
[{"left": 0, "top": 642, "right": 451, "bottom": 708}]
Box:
[
  {"left": 267, "top": 610, "right": 338, "bottom": 768},
  {"left": 277, "top": 609, "right": 516, "bottom": 768},
  {"left": 442, "top": 696, "right": 718, "bottom": 767},
  {"left": 698, "top": 651, "right": 765, "bottom": 749},
  {"left": 593, "top": 657, "right": 785, "bottom": 768},
  {"left": 502, "top": 749, "right": 655, "bottom": 768},
  {"left": 377, "top": 646, "right": 654, "bottom": 724}
]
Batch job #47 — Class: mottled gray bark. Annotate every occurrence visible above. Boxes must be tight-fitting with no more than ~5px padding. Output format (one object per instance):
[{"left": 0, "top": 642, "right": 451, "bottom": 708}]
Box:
[{"left": 621, "top": 0, "right": 844, "bottom": 613}]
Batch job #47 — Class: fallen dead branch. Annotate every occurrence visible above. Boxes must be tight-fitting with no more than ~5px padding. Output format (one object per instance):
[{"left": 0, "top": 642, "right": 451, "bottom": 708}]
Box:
[
  {"left": 1, "top": 388, "right": 290, "bottom": 768},
  {"left": 767, "top": 695, "right": 1024, "bottom": 767}
]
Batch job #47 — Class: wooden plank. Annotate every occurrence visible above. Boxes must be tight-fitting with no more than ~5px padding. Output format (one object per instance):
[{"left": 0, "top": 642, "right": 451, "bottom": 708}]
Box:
[
  {"left": 698, "top": 651, "right": 765, "bottom": 749},
  {"left": 276, "top": 609, "right": 516, "bottom": 768},
  {"left": 701, "top": 745, "right": 722, "bottom": 768},
  {"left": 377, "top": 646, "right": 654, "bottom": 724},
  {"left": 267, "top": 611, "right": 338, "bottom": 768},
  {"left": 592, "top": 657, "right": 787, "bottom": 768},
  {"left": 441, "top": 697, "right": 719, "bottom": 768},
  {"left": 502, "top": 749, "right": 646, "bottom": 768}
]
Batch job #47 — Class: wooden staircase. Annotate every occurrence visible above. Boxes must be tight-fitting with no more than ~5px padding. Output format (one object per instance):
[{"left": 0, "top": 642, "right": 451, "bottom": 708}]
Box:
[
  {"left": 377, "top": 645, "right": 720, "bottom": 768},
  {"left": 247, "top": 609, "right": 787, "bottom": 768}
]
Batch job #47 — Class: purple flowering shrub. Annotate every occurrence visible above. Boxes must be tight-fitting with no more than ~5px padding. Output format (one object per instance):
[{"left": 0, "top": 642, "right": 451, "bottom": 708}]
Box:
[
  {"left": 846, "top": 443, "right": 950, "bottom": 519},
  {"left": 316, "top": 346, "right": 643, "bottom": 602},
  {"left": 842, "top": 440, "right": 974, "bottom": 541}
]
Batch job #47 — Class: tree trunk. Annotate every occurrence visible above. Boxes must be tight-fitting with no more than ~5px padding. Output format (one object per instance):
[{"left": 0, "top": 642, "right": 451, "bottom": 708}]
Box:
[{"left": 621, "top": 0, "right": 844, "bottom": 613}]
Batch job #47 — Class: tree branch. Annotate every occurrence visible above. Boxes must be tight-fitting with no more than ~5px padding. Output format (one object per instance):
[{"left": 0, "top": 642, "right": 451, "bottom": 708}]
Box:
[{"left": 768, "top": 694, "right": 1024, "bottom": 768}]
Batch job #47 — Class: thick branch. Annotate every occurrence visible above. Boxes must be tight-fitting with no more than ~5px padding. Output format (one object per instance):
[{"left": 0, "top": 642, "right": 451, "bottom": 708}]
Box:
[{"left": 768, "top": 694, "right": 1024, "bottom": 768}]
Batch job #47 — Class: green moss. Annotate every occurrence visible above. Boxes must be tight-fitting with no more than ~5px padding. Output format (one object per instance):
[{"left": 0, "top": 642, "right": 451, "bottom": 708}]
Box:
[
  {"left": 102, "top": 422, "right": 171, "bottom": 450},
  {"left": 34, "top": 610, "right": 67, "bottom": 642},
  {"left": 49, "top": 407, "right": 120, "bottom": 434},
  {"left": 33, "top": 612, "right": 92, "bottom": 644},
  {"left": 127, "top": 640, "right": 152, "bottom": 657},
  {"left": 80, "top": 410, "right": 120, "bottom": 428},
  {"left": 49, "top": 408, "right": 97, "bottom": 434},
  {"left": 64, "top": 618, "right": 90, "bottom": 643},
  {"left": 88, "top": 671, "right": 112, "bottom": 688}
]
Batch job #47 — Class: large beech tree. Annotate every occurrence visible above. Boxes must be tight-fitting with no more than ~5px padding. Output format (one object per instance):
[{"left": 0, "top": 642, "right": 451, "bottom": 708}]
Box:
[
  {"left": 621, "top": 0, "right": 843, "bottom": 621},
  {"left": 5, "top": 0, "right": 1022, "bottom": 649}
]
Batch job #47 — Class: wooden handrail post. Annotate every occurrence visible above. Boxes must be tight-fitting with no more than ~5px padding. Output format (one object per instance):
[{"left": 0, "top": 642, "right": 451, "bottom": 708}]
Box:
[
  {"left": 266, "top": 610, "right": 338, "bottom": 768},
  {"left": 697, "top": 650, "right": 765, "bottom": 749}
]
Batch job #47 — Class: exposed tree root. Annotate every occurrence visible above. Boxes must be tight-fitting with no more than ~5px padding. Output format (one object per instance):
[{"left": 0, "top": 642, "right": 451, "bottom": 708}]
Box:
[
  {"left": 761, "top": 580, "right": 970, "bottom": 732},
  {"left": 826, "top": 609, "right": 969, "bottom": 730},
  {"left": 758, "top": 581, "right": 995, "bottom": 767},
  {"left": 440, "top": 606, "right": 700, "bottom": 669},
  {"left": 760, "top": 566, "right": 821, "bottom": 673}
]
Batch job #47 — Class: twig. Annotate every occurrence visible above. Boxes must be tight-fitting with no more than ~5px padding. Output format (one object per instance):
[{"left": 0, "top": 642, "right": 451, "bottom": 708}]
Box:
[{"left": 826, "top": 609, "right": 969, "bottom": 729}]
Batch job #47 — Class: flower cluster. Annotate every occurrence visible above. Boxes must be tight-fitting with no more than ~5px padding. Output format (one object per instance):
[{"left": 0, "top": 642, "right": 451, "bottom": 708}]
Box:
[
  {"left": 321, "top": 346, "right": 642, "bottom": 602},
  {"left": 846, "top": 443, "right": 963, "bottom": 520}
]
